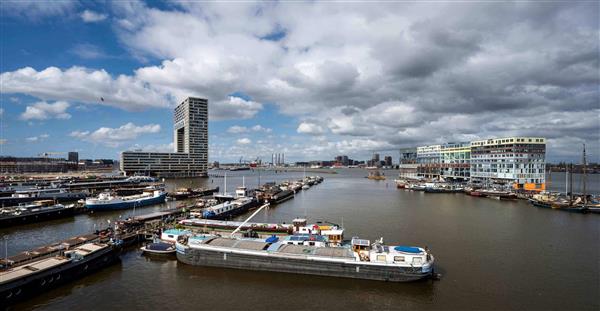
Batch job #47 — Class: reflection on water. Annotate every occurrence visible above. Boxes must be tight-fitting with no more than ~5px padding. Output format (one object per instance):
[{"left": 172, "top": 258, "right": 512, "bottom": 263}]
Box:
[{"left": 4, "top": 169, "right": 599, "bottom": 310}]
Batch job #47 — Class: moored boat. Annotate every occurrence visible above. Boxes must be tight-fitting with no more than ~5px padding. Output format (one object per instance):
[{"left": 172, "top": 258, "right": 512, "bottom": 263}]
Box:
[
  {"left": 269, "top": 189, "right": 294, "bottom": 204},
  {"left": 201, "top": 197, "right": 259, "bottom": 220},
  {"left": 176, "top": 234, "right": 434, "bottom": 282},
  {"left": 85, "top": 189, "right": 166, "bottom": 211},
  {"left": 140, "top": 241, "right": 176, "bottom": 255},
  {"left": 0, "top": 242, "right": 121, "bottom": 306},
  {"left": 0, "top": 200, "right": 76, "bottom": 227},
  {"left": 179, "top": 218, "right": 344, "bottom": 243}
]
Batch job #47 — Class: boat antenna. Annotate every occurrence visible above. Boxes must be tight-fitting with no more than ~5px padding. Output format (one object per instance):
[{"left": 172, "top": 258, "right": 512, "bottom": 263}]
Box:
[
  {"left": 242, "top": 175, "right": 245, "bottom": 188},
  {"left": 224, "top": 172, "right": 227, "bottom": 195},
  {"left": 230, "top": 203, "right": 270, "bottom": 237}
]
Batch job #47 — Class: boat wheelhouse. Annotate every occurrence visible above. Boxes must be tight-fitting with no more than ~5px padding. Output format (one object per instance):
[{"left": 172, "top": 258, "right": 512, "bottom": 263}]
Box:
[{"left": 161, "top": 229, "right": 191, "bottom": 244}]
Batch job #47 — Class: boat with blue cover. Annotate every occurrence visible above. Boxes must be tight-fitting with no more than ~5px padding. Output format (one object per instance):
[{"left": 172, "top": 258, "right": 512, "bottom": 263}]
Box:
[
  {"left": 85, "top": 189, "right": 166, "bottom": 211},
  {"left": 176, "top": 233, "right": 435, "bottom": 282},
  {"left": 141, "top": 241, "right": 176, "bottom": 255}
]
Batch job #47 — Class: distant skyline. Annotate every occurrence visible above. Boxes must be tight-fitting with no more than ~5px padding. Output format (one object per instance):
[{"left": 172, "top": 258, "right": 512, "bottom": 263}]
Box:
[{"left": 0, "top": 1, "right": 598, "bottom": 163}]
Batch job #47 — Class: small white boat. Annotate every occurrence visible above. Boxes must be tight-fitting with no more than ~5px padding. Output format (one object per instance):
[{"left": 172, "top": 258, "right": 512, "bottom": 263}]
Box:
[{"left": 140, "top": 242, "right": 176, "bottom": 255}]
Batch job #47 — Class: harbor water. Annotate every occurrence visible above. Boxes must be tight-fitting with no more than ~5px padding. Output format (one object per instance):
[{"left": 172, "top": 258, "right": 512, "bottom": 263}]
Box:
[{"left": 3, "top": 169, "right": 599, "bottom": 310}]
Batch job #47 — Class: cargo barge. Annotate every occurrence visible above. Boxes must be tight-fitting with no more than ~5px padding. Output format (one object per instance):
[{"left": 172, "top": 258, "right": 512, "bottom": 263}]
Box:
[
  {"left": 176, "top": 234, "right": 434, "bottom": 282},
  {"left": 0, "top": 242, "right": 121, "bottom": 307},
  {"left": 0, "top": 200, "right": 77, "bottom": 228},
  {"left": 269, "top": 189, "right": 294, "bottom": 204},
  {"left": 85, "top": 189, "right": 166, "bottom": 211},
  {"left": 201, "top": 197, "right": 259, "bottom": 220},
  {"left": 168, "top": 187, "right": 219, "bottom": 200},
  {"left": 0, "top": 188, "right": 87, "bottom": 206},
  {"left": 180, "top": 218, "right": 344, "bottom": 242}
]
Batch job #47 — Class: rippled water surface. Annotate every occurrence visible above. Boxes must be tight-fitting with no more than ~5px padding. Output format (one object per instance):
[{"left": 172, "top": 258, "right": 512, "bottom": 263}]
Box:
[{"left": 4, "top": 169, "right": 599, "bottom": 310}]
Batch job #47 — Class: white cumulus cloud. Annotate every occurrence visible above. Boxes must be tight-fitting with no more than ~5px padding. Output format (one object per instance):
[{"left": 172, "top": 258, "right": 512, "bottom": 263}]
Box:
[
  {"left": 227, "top": 124, "right": 272, "bottom": 134},
  {"left": 211, "top": 96, "right": 263, "bottom": 120},
  {"left": 297, "top": 122, "right": 325, "bottom": 135},
  {"left": 20, "top": 101, "right": 71, "bottom": 120},
  {"left": 1, "top": 2, "right": 598, "bottom": 161},
  {"left": 227, "top": 125, "right": 248, "bottom": 134},
  {"left": 70, "top": 123, "right": 161, "bottom": 147},
  {"left": 80, "top": 10, "right": 107, "bottom": 23},
  {"left": 26, "top": 134, "right": 50, "bottom": 142},
  {"left": 236, "top": 138, "right": 252, "bottom": 145},
  {"left": 2, "top": 67, "right": 170, "bottom": 111}
]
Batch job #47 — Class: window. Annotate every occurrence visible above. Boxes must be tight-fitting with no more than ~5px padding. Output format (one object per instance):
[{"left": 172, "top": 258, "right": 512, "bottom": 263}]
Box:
[
  {"left": 376, "top": 255, "right": 387, "bottom": 262},
  {"left": 412, "top": 257, "right": 423, "bottom": 265},
  {"left": 394, "top": 256, "right": 405, "bottom": 262}
]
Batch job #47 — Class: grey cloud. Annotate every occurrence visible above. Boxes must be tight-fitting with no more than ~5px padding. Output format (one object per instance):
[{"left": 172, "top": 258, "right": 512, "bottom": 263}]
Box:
[{"left": 1, "top": 2, "right": 598, "bottom": 161}]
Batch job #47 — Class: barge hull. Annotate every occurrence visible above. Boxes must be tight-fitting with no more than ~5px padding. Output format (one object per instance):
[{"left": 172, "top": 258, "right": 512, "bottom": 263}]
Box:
[
  {"left": 177, "top": 248, "right": 430, "bottom": 282},
  {"left": 0, "top": 208, "right": 76, "bottom": 228},
  {"left": 0, "top": 246, "right": 121, "bottom": 307},
  {"left": 86, "top": 194, "right": 166, "bottom": 211},
  {"left": 0, "top": 193, "right": 86, "bottom": 206}
]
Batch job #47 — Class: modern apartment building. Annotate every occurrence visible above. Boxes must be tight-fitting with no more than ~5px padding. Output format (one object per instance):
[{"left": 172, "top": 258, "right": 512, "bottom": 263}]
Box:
[
  {"left": 440, "top": 142, "right": 470, "bottom": 180},
  {"left": 410, "top": 136, "right": 546, "bottom": 190},
  {"left": 398, "top": 147, "right": 419, "bottom": 179},
  {"left": 470, "top": 137, "right": 546, "bottom": 190},
  {"left": 417, "top": 144, "right": 441, "bottom": 178},
  {"left": 120, "top": 97, "right": 208, "bottom": 177}
]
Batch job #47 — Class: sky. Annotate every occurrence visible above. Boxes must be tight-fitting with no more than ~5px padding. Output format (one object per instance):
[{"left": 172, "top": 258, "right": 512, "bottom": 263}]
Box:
[{"left": 0, "top": 1, "right": 598, "bottom": 163}]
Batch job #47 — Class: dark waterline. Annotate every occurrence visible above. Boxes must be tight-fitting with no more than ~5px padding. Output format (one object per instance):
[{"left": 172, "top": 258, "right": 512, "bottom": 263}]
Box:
[{"left": 4, "top": 169, "right": 599, "bottom": 310}]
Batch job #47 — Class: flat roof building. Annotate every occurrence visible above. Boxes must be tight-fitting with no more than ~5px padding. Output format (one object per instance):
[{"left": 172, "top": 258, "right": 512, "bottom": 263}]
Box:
[
  {"left": 440, "top": 142, "right": 470, "bottom": 180},
  {"left": 417, "top": 144, "right": 441, "bottom": 178},
  {"left": 120, "top": 97, "right": 208, "bottom": 177},
  {"left": 470, "top": 137, "right": 546, "bottom": 190}
]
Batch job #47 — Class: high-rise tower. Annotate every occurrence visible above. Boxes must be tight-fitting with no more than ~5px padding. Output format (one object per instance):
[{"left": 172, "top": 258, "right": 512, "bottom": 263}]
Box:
[{"left": 120, "top": 97, "right": 208, "bottom": 177}]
